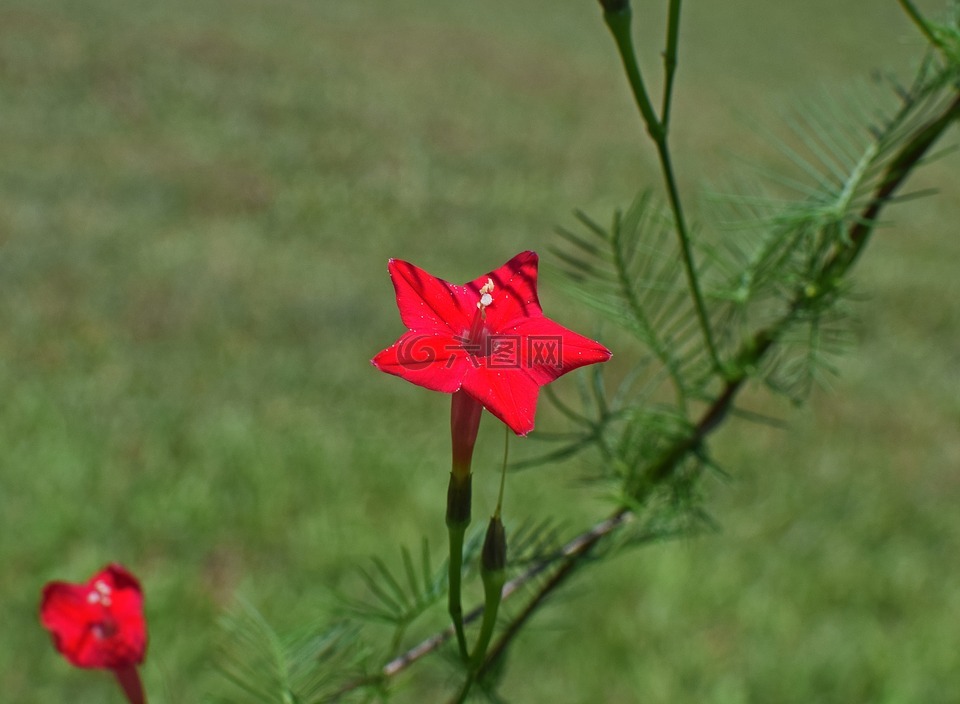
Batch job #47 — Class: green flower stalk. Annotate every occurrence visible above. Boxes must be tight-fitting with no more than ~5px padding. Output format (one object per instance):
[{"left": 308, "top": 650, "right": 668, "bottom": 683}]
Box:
[
  {"left": 600, "top": 0, "right": 721, "bottom": 372},
  {"left": 447, "top": 391, "right": 482, "bottom": 660},
  {"left": 454, "top": 430, "right": 510, "bottom": 703},
  {"left": 472, "top": 514, "right": 506, "bottom": 670},
  {"left": 470, "top": 427, "right": 509, "bottom": 671}
]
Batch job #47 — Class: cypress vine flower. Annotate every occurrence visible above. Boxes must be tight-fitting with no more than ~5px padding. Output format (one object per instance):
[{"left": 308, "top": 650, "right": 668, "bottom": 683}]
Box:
[
  {"left": 40, "top": 564, "right": 148, "bottom": 704},
  {"left": 372, "top": 251, "right": 611, "bottom": 439}
]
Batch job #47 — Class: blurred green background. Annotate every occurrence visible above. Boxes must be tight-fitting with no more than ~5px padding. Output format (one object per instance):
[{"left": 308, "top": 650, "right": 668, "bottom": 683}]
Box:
[{"left": 2, "top": 0, "right": 958, "bottom": 702}]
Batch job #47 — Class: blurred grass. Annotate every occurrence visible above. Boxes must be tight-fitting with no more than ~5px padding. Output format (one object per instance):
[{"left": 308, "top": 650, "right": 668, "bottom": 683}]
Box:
[{"left": 1, "top": 0, "right": 958, "bottom": 702}]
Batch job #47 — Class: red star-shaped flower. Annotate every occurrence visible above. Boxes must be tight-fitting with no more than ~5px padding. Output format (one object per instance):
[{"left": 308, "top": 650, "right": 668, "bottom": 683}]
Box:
[
  {"left": 40, "top": 564, "right": 147, "bottom": 671},
  {"left": 372, "top": 251, "right": 611, "bottom": 436}
]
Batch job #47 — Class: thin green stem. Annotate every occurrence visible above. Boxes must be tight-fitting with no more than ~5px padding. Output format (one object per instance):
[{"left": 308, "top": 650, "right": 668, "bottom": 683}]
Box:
[
  {"left": 661, "top": 0, "right": 682, "bottom": 125},
  {"left": 457, "top": 428, "right": 510, "bottom": 700},
  {"left": 452, "top": 674, "right": 474, "bottom": 704},
  {"left": 898, "top": 0, "right": 940, "bottom": 48},
  {"left": 653, "top": 140, "right": 720, "bottom": 368},
  {"left": 447, "top": 522, "right": 469, "bottom": 661},
  {"left": 495, "top": 425, "right": 509, "bottom": 516},
  {"left": 603, "top": 6, "right": 722, "bottom": 372},
  {"left": 603, "top": 9, "right": 663, "bottom": 142},
  {"left": 469, "top": 558, "right": 504, "bottom": 667},
  {"left": 446, "top": 467, "right": 473, "bottom": 663}
]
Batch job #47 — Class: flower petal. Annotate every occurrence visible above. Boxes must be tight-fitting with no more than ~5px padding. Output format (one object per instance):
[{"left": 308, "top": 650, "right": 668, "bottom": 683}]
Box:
[
  {"left": 461, "top": 366, "right": 541, "bottom": 436},
  {"left": 388, "top": 258, "right": 474, "bottom": 334},
  {"left": 466, "top": 251, "right": 542, "bottom": 331},
  {"left": 508, "top": 316, "right": 612, "bottom": 386},
  {"left": 372, "top": 332, "right": 471, "bottom": 393}
]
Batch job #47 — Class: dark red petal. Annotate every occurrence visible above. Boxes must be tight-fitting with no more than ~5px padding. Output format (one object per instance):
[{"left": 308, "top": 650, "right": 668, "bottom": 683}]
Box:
[
  {"left": 99, "top": 564, "right": 142, "bottom": 593},
  {"left": 509, "top": 316, "right": 612, "bottom": 386},
  {"left": 388, "top": 259, "right": 474, "bottom": 334},
  {"left": 461, "top": 366, "right": 541, "bottom": 436},
  {"left": 372, "top": 332, "right": 471, "bottom": 393},
  {"left": 465, "top": 251, "right": 542, "bottom": 331}
]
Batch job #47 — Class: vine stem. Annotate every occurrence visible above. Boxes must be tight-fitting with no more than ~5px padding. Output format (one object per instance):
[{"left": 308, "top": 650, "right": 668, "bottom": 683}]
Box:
[
  {"left": 603, "top": 6, "right": 722, "bottom": 372},
  {"left": 897, "top": 0, "right": 940, "bottom": 48},
  {"left": 453, "top": 427, "right": 511, "bottom": 702},
  {"left": 446, "top": 522, "right": 470, "bottom": 661},
  {"left": 661, "top": 0, "right": 682, "bottom": 125}
]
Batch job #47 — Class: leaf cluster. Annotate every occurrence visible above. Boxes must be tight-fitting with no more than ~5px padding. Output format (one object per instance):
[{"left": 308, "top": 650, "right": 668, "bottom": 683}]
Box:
[{"left": 216, "top": 600, "right": 366, "bottom": 704}]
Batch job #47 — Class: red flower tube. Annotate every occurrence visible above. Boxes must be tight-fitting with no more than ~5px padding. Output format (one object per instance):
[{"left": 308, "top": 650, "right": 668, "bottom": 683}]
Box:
[{"left": 40, "top": 564, "right": 148, "bottom": 704}]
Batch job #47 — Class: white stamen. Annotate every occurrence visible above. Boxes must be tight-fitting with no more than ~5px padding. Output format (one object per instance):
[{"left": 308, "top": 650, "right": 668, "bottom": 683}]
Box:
[
  {"left": 88, "top": 580, "right": 113, "bottom": 606},
  {"left": 477, "top": 278, "right": 495, "bottom": 310}
]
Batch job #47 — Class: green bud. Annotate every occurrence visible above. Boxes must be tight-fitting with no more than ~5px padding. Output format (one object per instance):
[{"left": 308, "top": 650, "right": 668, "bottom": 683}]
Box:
[
  {"left": 446, "top": 472, "right": 472, "bottom": 528},
  {"left": 598, "top": 0, "right": 630, "bottom": 13},
  {"left": 481, "top": 515, "right": 507, "bottom": 574}
]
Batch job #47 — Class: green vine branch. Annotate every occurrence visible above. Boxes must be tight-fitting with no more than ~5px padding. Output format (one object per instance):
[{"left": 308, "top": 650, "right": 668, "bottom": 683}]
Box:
[{"left": 602, "top": 3, "right": 722, "bottom": 372}]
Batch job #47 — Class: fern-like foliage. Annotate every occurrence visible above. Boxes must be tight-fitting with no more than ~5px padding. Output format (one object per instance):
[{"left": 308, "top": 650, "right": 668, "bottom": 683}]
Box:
[
  {"left": 337, "top": 539, "right": 448, "bottom": 629},
  {"left": 553, "top": 193, "right": 713, "bottom": 408},
  {"left": 535, "top": 192, "right": 723, "bottom": 512},
  {"left": 216, "top": 599, "right": 364, "bottom": 704},
  {"left": 504, "top": 516, "right": 567, "bottom": 568},
  {"left": 540, "top": 46, "right": 960, "bottom": 527},
  {"left": 707, "top": 56, "right": 960, "bottom": 400}
]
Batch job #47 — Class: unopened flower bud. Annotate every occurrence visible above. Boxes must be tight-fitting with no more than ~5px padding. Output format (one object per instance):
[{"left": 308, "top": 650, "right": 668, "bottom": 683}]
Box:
[
  {"left": 598, "top": 0, "right": 630, "bottom": 13},
  {"left": 481, "top": 515, "right": 507, "bottom": 575},
  {"left": 446, "top": 472, "right": 472, "bottom": 528}
]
